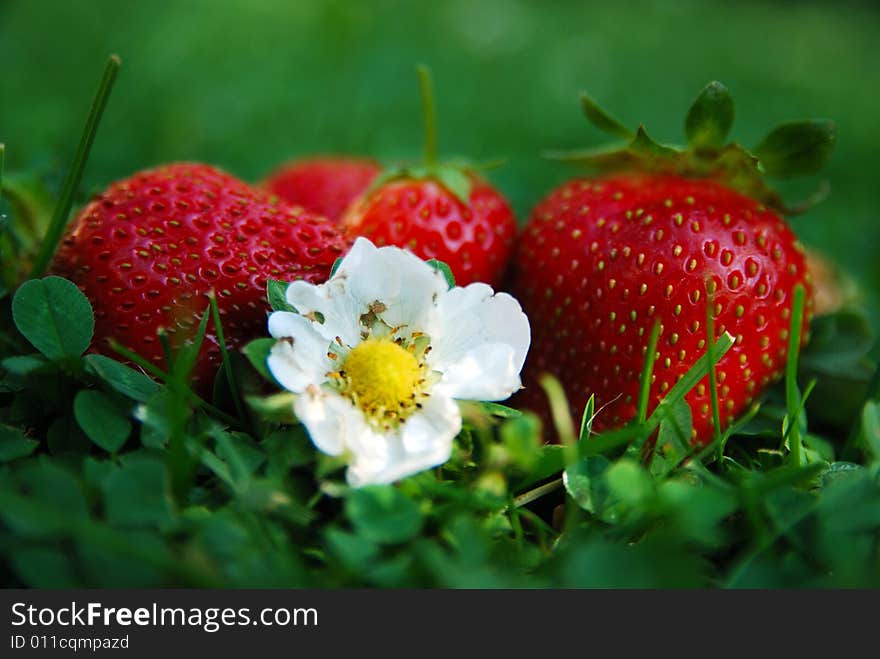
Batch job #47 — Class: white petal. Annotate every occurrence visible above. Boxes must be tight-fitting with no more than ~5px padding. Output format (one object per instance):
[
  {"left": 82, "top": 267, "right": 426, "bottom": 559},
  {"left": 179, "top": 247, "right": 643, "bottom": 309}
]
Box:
[
  {"left": 432, "top": 343, "right": 522, "bottom": 401},
  {"left": 400, "top": 394, "right": 461, "bottom": 454},
  {"left": 345, "top": 396, "right": 459, "bottom": 487},
  {"left": 344, "top": 239, "right": 449, "bottom": 335},
  {"left": 424, "top": 284, "right": 530, "bottom": 401},
  {"left": 266, "top": 311, "right": 333, "bottom": 393},
  {"left": 284, "top": 278, "right": 362, "bottom": 347},
  {"left": 281, "top": 238, "right": 449, "bottom": 348},
  {"left": 293, "top": 389, "right": 366, "bottom": 457}
]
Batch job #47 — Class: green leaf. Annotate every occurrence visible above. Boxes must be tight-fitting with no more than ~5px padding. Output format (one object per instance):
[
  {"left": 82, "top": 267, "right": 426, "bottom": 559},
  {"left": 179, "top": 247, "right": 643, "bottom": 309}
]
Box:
[
  {"left": 245, "top": 392, "right": 297, "bottom": 423},
  {"left": 512, "top": 444, "right": 565, "bottom": 493},
  {"left": 263, "top": 427, "right": 315, "bottom": 477},
  {"left": 171, "top": 304, "right": 210, "bottom": 379},
  {"left": 685, "top": 81, "right": 734, "bottom": 148},
  {"left": 243, "top": 337, "right": 276, "bottom": 381},
  {"left": 580, "top": 91, "right": 633, "bottom": 139},
  {"left": 329, "top": 257, "right": 344, "bottom": 278},
  {"left": 84, "top": 354, "right": 160, "bottom": 402},
  {"left": 2, "top": 459, "right": 89, "bottom": 537},
  {"left": 101, "top": 456, "right": 175, "bottom": 528},
  {"left": 426, "top": 258, "right": 456, "bottom": 289},
  {"left": 753, "top": 119, "right": 836, "bottom": 178},
  {"left": 563, "top": 455, "right": 612, "bottom": 513},
  {"left": 324, "top": 527, "right": 380, "bottom": 571},
  {"left": 433, "top": 165, "right": 472, "bottom": 205},
  {"left": 1, "top": 353, "right": 51, "bottom": 376},
  {"left": 345, "top": 485, "right": 423, "bottom": 544},
  {"left": 604, "top": 459, "right": 654, "bottom": 507},
  {"left": 630, "top": 125, "right": 679, "bottom": 158},
  {"left": 578, "top": 394, "right": 596, "bottom": 445},
  {"left": 74, "top": 389, "right": 132, "bottom": 453},
  {"left": 46, "top": 414, "right": 92, "bottom": 455},
  {"left": 8, "top": 546, "right": 80, "bottom": 588},
  {"left": 213, "top": 429, "right": 266, "bottom": 481},
  {"left": 500, "top": 413, "right": 542, "bottom": 470},
  {"left": 477, "top": 401, "right": 521, "bottom": 418},
  {"left": 267, "top": 279, "right": 296, "bottom": 312},
  {"left": 11, "top": 276, "right": 94, "bottom": 359},
  {"left": 0, "top": 424, "right": 39, "bottom": 462},
  {"left": 800, "top": 311, "right": 874, "bottom": 374},
  {"left": 651, "top": 398, "right": 693, "bottom": 474},
  {"left": 860, "top": 401, "right": 880, "bottom": 462}
]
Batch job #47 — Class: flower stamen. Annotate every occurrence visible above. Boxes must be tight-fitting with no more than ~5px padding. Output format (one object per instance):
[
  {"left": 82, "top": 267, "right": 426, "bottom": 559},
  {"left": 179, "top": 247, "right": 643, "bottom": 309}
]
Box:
[{"left": 335, "top": 336, "right": 430, "bottom": 428}]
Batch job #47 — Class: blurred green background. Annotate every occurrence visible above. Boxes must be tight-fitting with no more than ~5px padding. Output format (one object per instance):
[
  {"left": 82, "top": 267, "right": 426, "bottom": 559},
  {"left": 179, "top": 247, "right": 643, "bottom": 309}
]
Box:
[{"left": 1, "top": 0, "right": 878, "bottom": 320}]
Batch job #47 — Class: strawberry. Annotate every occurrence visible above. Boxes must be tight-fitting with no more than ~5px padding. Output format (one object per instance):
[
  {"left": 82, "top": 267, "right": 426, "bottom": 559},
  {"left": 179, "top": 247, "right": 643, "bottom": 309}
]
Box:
[
  {"left": 51, "top": 162, "right": 348, "bottom": 387},
  {"left": 511, "top": 82, "right": 836, "bottom": 444},
  {"left": 263, "top": 156, "right": 380, "bottom": 223},
  {"left": 340, "top": 67, "right": 516, "bottom": 287},
  {"left": 343, "top": 175, "right": 516, "bottom": 287}
]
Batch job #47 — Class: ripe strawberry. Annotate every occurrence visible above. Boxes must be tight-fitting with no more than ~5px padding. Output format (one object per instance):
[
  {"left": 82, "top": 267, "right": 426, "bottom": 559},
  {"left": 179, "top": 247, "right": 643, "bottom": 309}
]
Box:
[
  {"left": 51, "top": 163, "right": 348, "bottom": 387},
  {"left": 340, "top": 67, "right": 516, "bottom": 287},
  {"left": 263, "top": 156, "right": 380, "bottom": 223},
  {"left": 343, "top": 175, "right": 516, "bottom": 287},
  {"left": 511, "top": 82, "right": 835, "bottom": 444}
]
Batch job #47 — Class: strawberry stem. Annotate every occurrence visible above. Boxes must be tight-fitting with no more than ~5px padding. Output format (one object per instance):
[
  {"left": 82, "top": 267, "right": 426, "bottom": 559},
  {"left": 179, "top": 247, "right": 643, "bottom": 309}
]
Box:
[
  {"left": 30, "top": 55, "right": 121, "bottom": 278},
  {"left": 417, "top": 65, "right": 438, "bottom": 167}
]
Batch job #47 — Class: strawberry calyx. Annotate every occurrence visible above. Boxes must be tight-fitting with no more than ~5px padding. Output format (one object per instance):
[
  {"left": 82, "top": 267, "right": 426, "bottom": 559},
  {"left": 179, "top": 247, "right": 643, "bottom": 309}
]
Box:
[
  {"left": 362, "top": 66, "right": 491, "bottom": 205},
  {"left": 546, "top": 81, "right": 837, "bottom": 215}
]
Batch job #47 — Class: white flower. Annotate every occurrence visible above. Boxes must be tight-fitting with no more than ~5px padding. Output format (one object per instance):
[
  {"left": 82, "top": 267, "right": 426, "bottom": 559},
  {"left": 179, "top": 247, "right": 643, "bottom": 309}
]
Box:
[{"left": 266, "top": 237, "right": 530, "bottom": 487}]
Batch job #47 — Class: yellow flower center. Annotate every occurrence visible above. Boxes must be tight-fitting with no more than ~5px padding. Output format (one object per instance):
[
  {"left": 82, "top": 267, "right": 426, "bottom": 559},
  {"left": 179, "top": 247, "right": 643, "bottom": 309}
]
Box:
[{"left": 342, "top": 337, "right": 422, "bottom": 418}]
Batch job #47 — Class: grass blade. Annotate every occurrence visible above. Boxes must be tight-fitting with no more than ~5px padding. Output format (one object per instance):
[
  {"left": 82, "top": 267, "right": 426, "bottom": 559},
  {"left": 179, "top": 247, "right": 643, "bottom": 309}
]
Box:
[
  {"left": 209, "top": 292, "right": 246, "bottom": 421},
  {"left": 578, "top": 394, "right": 596, "bottom": 445},
  {"left": 652, "top": 332, "right": 735, "bottom": 423},
  {"left": 705, "top": 282, "right": 723, "bottom": 453},
  {"left": 539, "top": 374, "right": 577, "bottom": 464},
  {"left": 0, "top": 143, "right": 5, "bottom": 204},
  {"left": 637, "top": 320, "right": 662, "bottom": 423},
  {"left": 30, "top": 55, "right": 121, "bottom": 278},
  {"left": 785, "top": 285, "right": 806, "bottom": 465}
]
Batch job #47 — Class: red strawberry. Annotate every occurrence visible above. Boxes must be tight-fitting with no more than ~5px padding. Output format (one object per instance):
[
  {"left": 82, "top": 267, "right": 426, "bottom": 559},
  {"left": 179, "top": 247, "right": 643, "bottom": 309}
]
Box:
[
  {"left": 340, "top": 67, "right": 516, "bottom": 287},
  {"left": 511, "top": 82, "right": 835, "bottom": 444},
  {"left": 342, "top": 175, "right": 516, "bottom": 287},
  {"left": 51, "top": 162, "right": 348, "bottom": 387},
  {"left": 263, "top": 156, "right": 380, "bottom": 223}
]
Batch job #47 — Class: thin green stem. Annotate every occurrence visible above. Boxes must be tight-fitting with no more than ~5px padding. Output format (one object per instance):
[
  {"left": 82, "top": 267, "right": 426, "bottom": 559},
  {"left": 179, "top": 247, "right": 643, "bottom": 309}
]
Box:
[
  {"left": 30, "top": 55, "right": 121, "bottom": 278},
  {"left": 636, "top": 320, "right": 662, "bottom": 424},
  {"left": 539, "top": 374, "right": 577, "bottom": 465},
  {"left": 507, "top": 494, "right": 525, "bottom": 546},
  {"left": 0, "top": 143, "right": 6, "bottom": 204},
  {"left": 110, "top": 339, "right": 168, "bottom": 380},
  {"left": 109, "top": 339, "right": 242, "bottom": 428},
  {"left": 417, "top": 65, "right": 438, "bottom": 167},
  {"left": 209, "top": 292, "right": 246, "bottom": 422},
  {"left": 705, "top": 281, "right": 723, "bottom": 455},
  {"left": 786, "top": 284, "right": 806, "bottom": 465},
  {"left": 514, "top": 477, "right": 563, "bottom": 508}
]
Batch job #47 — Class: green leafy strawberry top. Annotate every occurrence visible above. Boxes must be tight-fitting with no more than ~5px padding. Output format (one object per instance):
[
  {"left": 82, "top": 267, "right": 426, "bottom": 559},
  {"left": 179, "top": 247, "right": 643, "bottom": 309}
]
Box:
[{"left": 548, "top": 81, "right": 837, "bottom": 214}]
